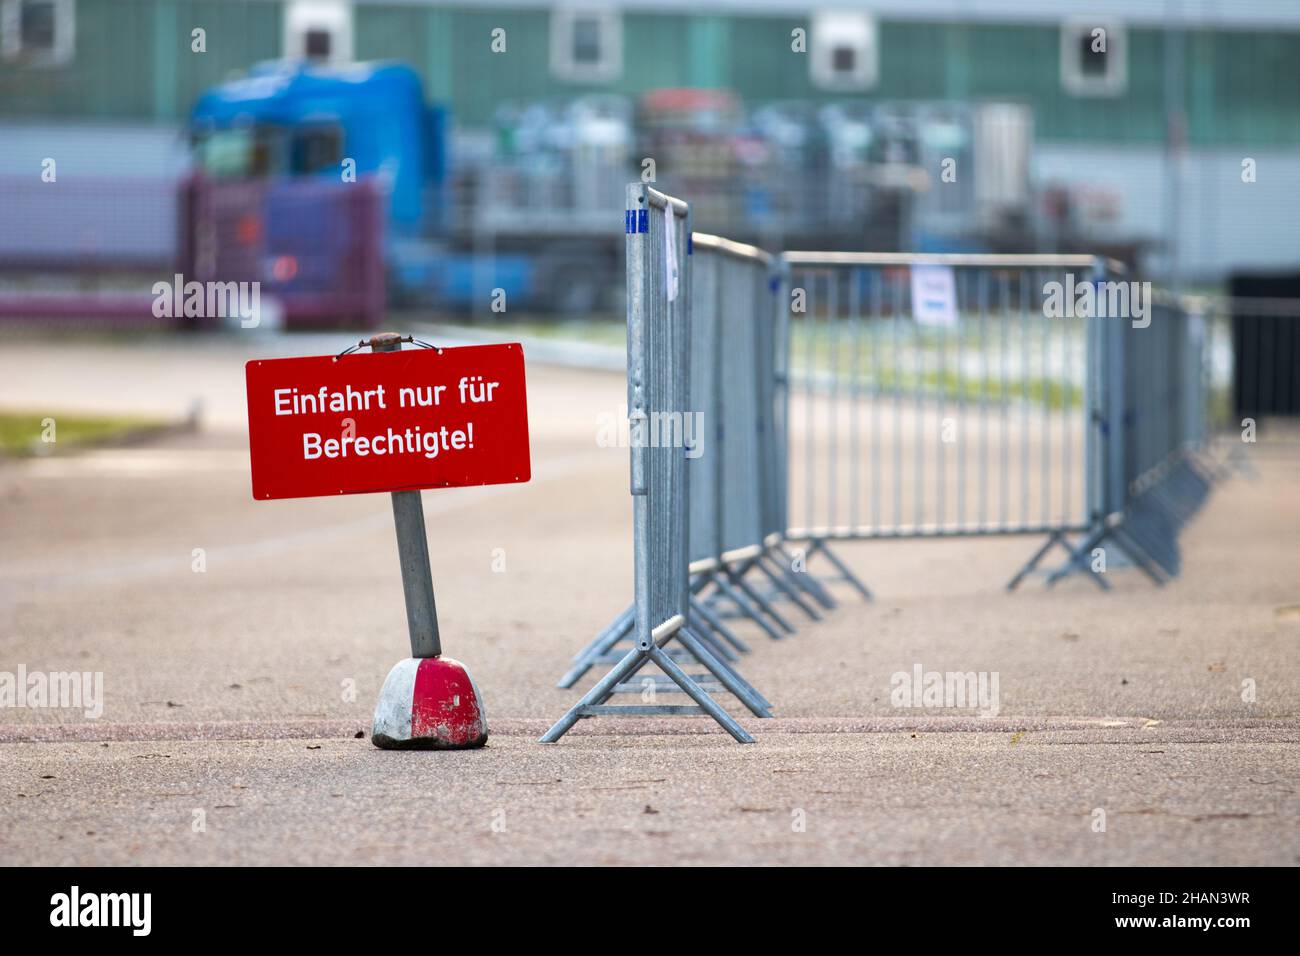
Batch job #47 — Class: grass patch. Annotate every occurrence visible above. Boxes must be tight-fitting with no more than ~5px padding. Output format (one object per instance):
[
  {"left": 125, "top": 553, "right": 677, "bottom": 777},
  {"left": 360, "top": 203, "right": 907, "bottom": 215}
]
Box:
[
  {"left": 800, "top": 364, "right": 1083, "bottom": 411},
  {"left": 0, "top": 411, "right": 168, "bottom": 457},
  {"left": 789, "top": 332, "right": 1086, "bottom": 411}
]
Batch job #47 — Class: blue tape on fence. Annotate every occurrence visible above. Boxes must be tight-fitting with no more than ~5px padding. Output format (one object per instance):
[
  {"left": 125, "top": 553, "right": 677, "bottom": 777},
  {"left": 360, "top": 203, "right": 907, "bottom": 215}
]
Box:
[
  {"left": 624, "top": 210, "right": 633, "bottom": 234},
  {"left": 638, "top": 209, "right": 648, "bottom": 233},
  {"left": 687, "top": 233, "right": 693, "bottom": 255}
]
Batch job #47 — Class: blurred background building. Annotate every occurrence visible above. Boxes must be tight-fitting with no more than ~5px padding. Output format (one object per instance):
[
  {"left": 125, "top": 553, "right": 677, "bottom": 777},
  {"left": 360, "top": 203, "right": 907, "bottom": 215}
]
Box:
[{"left": 1, "top": 0, "right": 1298, "bottom": 321}]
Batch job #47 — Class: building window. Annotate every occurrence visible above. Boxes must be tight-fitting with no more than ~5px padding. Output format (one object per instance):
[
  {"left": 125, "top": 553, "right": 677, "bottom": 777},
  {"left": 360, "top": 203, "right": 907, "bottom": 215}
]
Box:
[
  {"left": 551, "top": 8, "right": 621, "bottom": 83},
  {"left": 284, "top": 0, "right": 352, "bottom": 64},
  {"left": 810, "top": 11, "right": 877, "bottom": 91},
  {"left": 304, "top": 29, "right": 332, "bottom": 61},
  {"left": 1, "top": 0, "right": 75, "bottom": 67},
  {"left": 1060, "top": 21, "right": 1127, "bottom": 97}
]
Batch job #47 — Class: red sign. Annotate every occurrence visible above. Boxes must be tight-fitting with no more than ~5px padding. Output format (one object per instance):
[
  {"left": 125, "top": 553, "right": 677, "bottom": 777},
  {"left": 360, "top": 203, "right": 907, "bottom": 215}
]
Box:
[{"left": 245, "top": 344, "right": 531, "bottom": 500}]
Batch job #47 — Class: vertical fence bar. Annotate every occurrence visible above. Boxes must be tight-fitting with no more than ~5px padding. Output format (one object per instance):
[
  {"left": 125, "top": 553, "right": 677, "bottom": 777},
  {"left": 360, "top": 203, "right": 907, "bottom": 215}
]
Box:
[
  {"left": 956, "top": 267, "right": 967, "bottom": 530},
  {"left": 871, "top": 268, "right": 882, "bottom": 533},
  {"left": 913, "top": 269, "right": 924, "bottom": 531},
  {"left": 997, "top": 270, "right": 1008, "bottom": 530},
  {"left": 1017, "top": 269, "right": 1028, "bottom": 528},
  {"left": 1040, "top": 268, "right": 1052, "bottom": 528},
  {"left": 800, "top": 273, "right": 811, "bottom": 535},
  {"left": 980, "top": 270, "right": 992, "bottom": 530},
  {"left": 893, "top": 269, "right": 903, "bottom": 529},
  {"left": 828, "top": 270, "right": 840, "bottom": 532},
  {"left": 849, "top": 268, "right": 863, "bottom": 532}
]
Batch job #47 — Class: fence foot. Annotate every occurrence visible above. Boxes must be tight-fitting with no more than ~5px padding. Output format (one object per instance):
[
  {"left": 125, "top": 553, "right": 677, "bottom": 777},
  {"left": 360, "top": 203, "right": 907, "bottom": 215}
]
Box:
[
  {"left": 689, "top": 594, "right": 751, "bottom": 655},
  {"left": 541, "top": 643, "right": 654, "bottom": 742},
  {"left": 706, "top": 570, "right": 788, "bottom": 642},
  {"left": 727, "top": 565, "right": 796, "bottom": 635},
  {"left": 686, "top": 613, "right": 740, "bottom": 663},
  {"left": 557, "top": 607, "right": 634, "bottom": 688},
  {"left": 1112, "top": 518, "right": 1174, "bottom": 585},
  {"left": 568, "top": 603, "right": 635, "bottom": 664},
  {"left": 1044, "top": 526, "right": 1112, "bottom": 590},
  {"left": 1006, "top": 530, "right": 1069, "bottom": 591},
  {"left": 769, "top": 545, "right": 837, "bottom": 610},
  {"left": 541, "top": 633, "right": 757, "bottom": 744},
  {"left": 1045, "top": 521, "right": 1174, "bottom": 591},
  {"left": 805, "top": 538, "right": 873, "bottom": 601},
  {"left": 676, "top": 628, "right": 772, "bottom": 716},
  {"left": 749, "top": 554, "right": 822, "bottom": 620}
]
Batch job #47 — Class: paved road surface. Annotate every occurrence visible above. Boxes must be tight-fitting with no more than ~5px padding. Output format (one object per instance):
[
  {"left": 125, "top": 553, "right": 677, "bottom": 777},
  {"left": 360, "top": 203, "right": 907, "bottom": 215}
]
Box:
[{"left": 0, "top": 336, "right": 1296, "bottom": 865}]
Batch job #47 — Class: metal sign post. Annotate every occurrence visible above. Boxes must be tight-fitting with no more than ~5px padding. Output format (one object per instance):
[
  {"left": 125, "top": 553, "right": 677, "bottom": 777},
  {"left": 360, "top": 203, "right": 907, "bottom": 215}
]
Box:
[{"left": 245, "top": 331, "right": 532, "bottom": 749}]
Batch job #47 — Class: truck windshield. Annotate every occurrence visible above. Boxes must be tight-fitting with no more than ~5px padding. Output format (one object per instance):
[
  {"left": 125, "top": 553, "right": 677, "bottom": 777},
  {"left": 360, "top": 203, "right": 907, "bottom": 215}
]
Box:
[
  {"left": 291, "top": 126, "right": 344, "bottom": 175},
  {"left": 195, "top": 127, "right": 282, "bottom": 178},
  {"left": 194, "top": 124, "right": 343, "bottom": 178}
]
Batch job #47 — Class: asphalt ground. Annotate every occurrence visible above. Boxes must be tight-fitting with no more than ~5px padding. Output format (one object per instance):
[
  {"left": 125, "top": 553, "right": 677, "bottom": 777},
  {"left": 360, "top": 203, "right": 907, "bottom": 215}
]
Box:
[{"left": 0, "top": 335, "right": 1296, "bottom": 865}]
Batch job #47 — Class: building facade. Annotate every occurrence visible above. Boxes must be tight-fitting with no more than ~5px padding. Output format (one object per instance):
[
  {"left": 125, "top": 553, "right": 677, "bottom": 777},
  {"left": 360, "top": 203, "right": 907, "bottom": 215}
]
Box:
[{"left": 2, "top": 0, "right": 1299, "bottom": 279}]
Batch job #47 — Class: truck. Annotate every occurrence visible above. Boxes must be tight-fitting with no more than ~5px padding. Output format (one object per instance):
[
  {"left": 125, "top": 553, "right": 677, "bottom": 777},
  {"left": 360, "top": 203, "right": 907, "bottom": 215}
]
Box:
[{"left": 183, "top": 59, "right": 625, "bottom": 327}]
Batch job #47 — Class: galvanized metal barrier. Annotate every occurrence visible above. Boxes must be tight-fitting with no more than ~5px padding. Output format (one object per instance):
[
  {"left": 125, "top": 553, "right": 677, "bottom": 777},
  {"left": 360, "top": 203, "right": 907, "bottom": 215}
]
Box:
[
  {"left": 777, "top": 252, "right": 1219, "bottom": 592},
  {"left": 779, "top": 252, "right": 1104, "bottom": 590},
  {"left": 1040, "top": 295, "right": 1217, "bottom": 587},
  {"left": 548, "top": 213, "right": 1225, "bottom": 743},
  {"left": 690, "top": 235, "right": 834, "bottom": 635},
  {"left": 555, "top": 227, "right": 811, "bottom": 700},
  {"left": 543, "top": 186, "right": 771, "bottom": 744}
]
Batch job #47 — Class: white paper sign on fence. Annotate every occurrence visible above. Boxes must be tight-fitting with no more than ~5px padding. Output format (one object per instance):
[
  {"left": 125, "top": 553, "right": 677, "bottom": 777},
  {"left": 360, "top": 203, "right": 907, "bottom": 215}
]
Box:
[{"left": 910, "top": 265, "right": 958, "bottom": 327}]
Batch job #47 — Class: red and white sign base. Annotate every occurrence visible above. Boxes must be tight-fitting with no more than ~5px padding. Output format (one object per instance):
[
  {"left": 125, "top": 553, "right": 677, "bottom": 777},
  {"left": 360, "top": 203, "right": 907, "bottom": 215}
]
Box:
[{"left": 371, "top": 657, "right": 489, "bottom": 750}]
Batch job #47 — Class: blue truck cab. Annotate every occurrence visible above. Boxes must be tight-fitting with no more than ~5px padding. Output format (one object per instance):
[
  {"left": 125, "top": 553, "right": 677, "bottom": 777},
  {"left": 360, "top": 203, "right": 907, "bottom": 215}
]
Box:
[{"left": 188, "top": 59, "right": 537, "bottom": 313}]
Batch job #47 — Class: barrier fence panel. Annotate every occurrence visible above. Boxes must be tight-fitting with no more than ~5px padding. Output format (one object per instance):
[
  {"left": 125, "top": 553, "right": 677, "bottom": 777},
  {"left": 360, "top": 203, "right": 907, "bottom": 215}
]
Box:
[
  {"left": 1043, "top": 297, "right": 1217, "bottom": 587},
  {"left": 556, "top": 228, "right": 805, "bottom": 696},
  {"left": 543, "top": 185, "right": 771, "bottom": 744},
  {"left": 692, "top": 236, "right": 834, "bottom": 635},
  {"left": 779, "top": 252, "right": 1106, "bottom": 590},
  {"left": 773, "top": 252, "right": 1222, "bottom": 594},
  {"left": 682, "top": 235, "right": 786, "bottom": 648}
]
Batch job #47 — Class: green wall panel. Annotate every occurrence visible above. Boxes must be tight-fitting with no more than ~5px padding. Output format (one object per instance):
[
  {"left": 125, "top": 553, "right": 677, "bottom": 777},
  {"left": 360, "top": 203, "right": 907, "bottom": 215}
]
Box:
[
  {"left": 0, "top": 0, "right": 280, "bottom": 120},
  {"left": 1, "top": 2, "right": 1297, "bottom": 147},
  {"left": 170, "top": 0, "right": 283, "bottom": 120}
]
